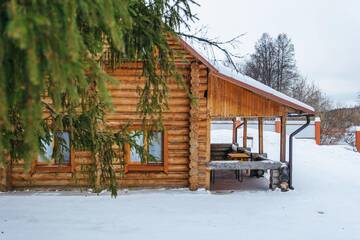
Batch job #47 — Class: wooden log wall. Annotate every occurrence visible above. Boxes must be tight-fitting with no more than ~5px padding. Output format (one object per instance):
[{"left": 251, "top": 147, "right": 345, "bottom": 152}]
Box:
[
  {"left": 189, "top": 62, "right": 200, "bottom": 190},
  {"left": 0, "top": 165, "right": 6, "bottom": 191},
  {"left": 9, "top": 38, "right": 212, "bottom": 190},
  {"left": 209, "top": 74, "right": 289, "bottom": 118}
]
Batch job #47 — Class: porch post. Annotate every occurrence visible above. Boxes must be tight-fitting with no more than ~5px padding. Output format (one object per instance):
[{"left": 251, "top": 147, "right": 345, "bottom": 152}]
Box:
[
  {"left": 232, "top": 118, "right": 237, "bottom": 144},
  {"left": 232, "top": 118, "right": 242, "bottom": 144},
  {"left": 280, "top": 116, "right": 287, "bottom": 162},
  {"left": 275, "top": 117, "right": 281, "bottom": 133},
  {"left": 258, "top": 117, "right": 264, "bottom": 154},
  {"left": 243, "top": 118, "right": 248, "bottom": 148}
]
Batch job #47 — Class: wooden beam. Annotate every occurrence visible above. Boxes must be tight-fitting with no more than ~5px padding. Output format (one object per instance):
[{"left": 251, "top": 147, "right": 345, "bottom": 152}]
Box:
[
  {"left": 243, "top": 118, "right": 247, "bottom": 148},
  {"left": 258, "top": 117, "right": 264, "bottom": 154},
  {"left": 280, "top": 116, "right": 287, "bottom": 162}
]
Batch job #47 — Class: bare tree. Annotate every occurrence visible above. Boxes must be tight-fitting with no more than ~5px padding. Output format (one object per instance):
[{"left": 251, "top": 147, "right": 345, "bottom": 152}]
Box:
[
  {"left": 179, "top": 28, "right": 245, "bottom": 71},
  {"left": 244, "top": 33, "right": 276, "bottom": 88},
  {"left": 243, "top": 33, "right": 298, "bottom": 94},
  {"left": 274, "top": 34, "right": 298, "bottom": 93},
  {"left": 320, "top": 106, "right": 360, "bottom": 144},
  {"left": 289, "top": 77, "right": 332, "bottom": 112}
]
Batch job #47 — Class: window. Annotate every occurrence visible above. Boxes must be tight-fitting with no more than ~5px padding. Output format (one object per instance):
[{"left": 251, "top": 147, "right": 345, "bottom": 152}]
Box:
[
  {"left": 125, "top": 130, "right": 168, "bottom": 173},
  {"left": 148, "top": 131, "right": 163, "bottom": 162},
  {"left": 33, "top": 131, "right": 75, "bottom": 173}
]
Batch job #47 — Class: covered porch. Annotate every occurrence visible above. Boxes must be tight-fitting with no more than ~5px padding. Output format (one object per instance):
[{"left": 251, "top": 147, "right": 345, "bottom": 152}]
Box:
[
  {"left": 204, "top": 69, "right": 315, "bottom": 191},
  {"left": 208, "top": 117, "right": 286, "bottom": 192}
]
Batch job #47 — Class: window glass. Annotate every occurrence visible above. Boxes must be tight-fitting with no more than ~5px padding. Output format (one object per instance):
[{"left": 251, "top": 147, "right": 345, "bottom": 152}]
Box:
[
  {"left": 38, "top": 132, "right": 71, "bottom": 165},
  {"left": 38, "top": 135, "right": 54, "bottom": 163},
  {"left": 55, "top": 132, "right": 70, "bottom": 164},
  {"left": 149, "top": 132, "right": 163, "bottom": 163},
  {"left": 130, "top": 132, "right": 144, "bottom": 163}
]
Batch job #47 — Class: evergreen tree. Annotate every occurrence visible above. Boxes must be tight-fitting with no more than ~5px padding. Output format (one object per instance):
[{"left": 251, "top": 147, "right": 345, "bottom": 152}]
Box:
[{"left": 0, "top": 0, "right": 198, "bottom": 196}]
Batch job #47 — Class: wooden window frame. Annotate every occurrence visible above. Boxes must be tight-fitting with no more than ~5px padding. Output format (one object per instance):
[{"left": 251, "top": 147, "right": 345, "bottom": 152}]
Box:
[
  {"left": 124, "top": 129, "right": 168, "bottom": 173},
  {"left": 31, "top": 132, "right": 76, "bottom": 174}
]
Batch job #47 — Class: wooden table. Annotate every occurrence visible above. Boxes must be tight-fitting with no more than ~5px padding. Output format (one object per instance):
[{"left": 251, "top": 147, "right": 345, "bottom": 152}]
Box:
[
  {"left": 226, "top": 152, "right": 251, "bottom": 182},
  {"left": 227, "top": 152, "right": 250, "bottom": 161},
  {"left": 207, "top": 160, "right": 283, "bottom": 190}
]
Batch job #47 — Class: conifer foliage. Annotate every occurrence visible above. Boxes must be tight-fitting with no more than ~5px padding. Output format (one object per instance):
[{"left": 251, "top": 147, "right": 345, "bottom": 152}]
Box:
[{"left": 0, "top": 0, "right": 197, "bottom": 196}]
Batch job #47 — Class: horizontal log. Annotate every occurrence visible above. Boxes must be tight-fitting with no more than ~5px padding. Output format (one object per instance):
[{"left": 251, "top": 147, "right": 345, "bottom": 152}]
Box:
[
  {"left": 168, "top": 144, "right": 189, "bottom": 150},
  {"left": 118, "top": 179, "right": 188, "bottom": 188},
  {"left": 112, "top": 105, "right": 190, "bottom": 113},
  {"left": 168, "top": 164, "right": 189, "bottom": 172},
  {"left": 168, "top": 150, "right": 189, "bottom": 157},
  {"left": 12, "top": 179, "right": 81, "bottom": 187},
  {"left": 124, "top": 172, "right": 188, "bottom": 180},
  {"left": 108, "top": 68, "right": 192, "bottom": 77},
  {"left": 167, "top": 129, "right": 190, "bottom": 135},
  {"left": 110, "top": 89, "right": 189, "bottom": 98},
  {"left": 110, "top": 97, "right": 190, "bottom": 106},
  {"left": 108, "top": 82, "right": 189, "bottom": 91},
  {"left": 105, "top": 113, "right": 191, "bottom": 122},
  {"left": 168, "top": 157, "right": 189, "bottom": 165}
]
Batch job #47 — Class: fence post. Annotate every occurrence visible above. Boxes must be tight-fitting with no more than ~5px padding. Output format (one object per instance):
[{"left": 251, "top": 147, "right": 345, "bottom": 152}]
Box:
[
  {"left": 315, "top": 117, "right": 321, "bottom": 145},
  {"left": 356, "top": 127, "right": 360, "bottom": 152},
  {"left": 275, "top": 118, "right": 281, "bottom": 133}
]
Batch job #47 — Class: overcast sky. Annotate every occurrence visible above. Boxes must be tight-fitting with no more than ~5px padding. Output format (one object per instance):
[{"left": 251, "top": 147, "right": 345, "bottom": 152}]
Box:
[{"left": 191, "top": 0, "right": 360, "bottom": 106}]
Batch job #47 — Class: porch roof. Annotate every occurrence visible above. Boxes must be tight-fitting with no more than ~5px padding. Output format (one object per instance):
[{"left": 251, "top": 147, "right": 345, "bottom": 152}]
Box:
[{"left": 178, "top": 38, "right": 315, "bottom": 115}]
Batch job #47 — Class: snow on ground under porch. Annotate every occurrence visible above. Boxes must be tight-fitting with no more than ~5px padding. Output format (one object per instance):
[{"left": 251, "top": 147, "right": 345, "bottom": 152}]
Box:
[{"left": 1, "top": 130, "right": 360, "bottom": 240}]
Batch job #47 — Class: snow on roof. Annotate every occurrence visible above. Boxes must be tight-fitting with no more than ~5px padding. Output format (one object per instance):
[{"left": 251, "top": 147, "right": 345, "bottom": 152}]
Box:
[{"left": 178, "top": 38, "right": 315, "bottom": 114}]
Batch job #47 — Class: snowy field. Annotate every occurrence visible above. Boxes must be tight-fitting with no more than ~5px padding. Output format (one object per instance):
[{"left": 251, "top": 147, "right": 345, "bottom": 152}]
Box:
[{"left": 1, "top": 129, "right": 360, "bottom": 240}]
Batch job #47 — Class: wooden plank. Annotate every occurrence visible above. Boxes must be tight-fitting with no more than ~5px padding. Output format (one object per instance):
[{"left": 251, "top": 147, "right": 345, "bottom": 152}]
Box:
[{"left": 227, "top": 153, "right": 250, "bottom": 159}]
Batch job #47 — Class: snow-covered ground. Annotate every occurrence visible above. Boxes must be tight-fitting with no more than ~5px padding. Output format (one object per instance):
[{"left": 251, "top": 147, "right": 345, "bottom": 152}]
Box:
[{"left": 1, "top": 129, "right": 360, "bottom": 240}]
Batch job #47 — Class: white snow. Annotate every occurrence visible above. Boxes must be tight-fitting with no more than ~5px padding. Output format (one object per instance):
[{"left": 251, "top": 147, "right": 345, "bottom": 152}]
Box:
[{"left": 1, "top": 129, "right": 360, "bottom": 240}]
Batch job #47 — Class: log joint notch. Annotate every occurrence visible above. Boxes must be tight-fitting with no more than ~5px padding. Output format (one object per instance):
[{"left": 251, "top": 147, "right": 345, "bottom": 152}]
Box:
[
  {"left": 0, "top": 164, "right": 6, "bottom": 191},
  {"left": 189, "top": 62, "right": 200, "bottom": 190}
]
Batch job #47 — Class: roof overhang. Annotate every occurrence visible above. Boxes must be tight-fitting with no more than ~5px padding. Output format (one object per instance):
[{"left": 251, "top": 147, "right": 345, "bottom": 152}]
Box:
[
  {"left": 212, "top": 71, "right": 315, "bottom": 114},
  {"left": 177, "top": 37, "right": 315, "bottom": 115}
]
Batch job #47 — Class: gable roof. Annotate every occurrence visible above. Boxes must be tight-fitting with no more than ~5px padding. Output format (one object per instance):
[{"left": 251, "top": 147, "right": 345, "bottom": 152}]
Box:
[{"left": 177, "top": 38, "right": 315, "bottom": 114}]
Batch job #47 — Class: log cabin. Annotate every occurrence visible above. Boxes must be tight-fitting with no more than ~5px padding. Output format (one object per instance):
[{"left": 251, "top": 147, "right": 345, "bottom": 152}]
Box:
[{"left": 0, "top": 37, "right": 315, "bottom": 192}]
